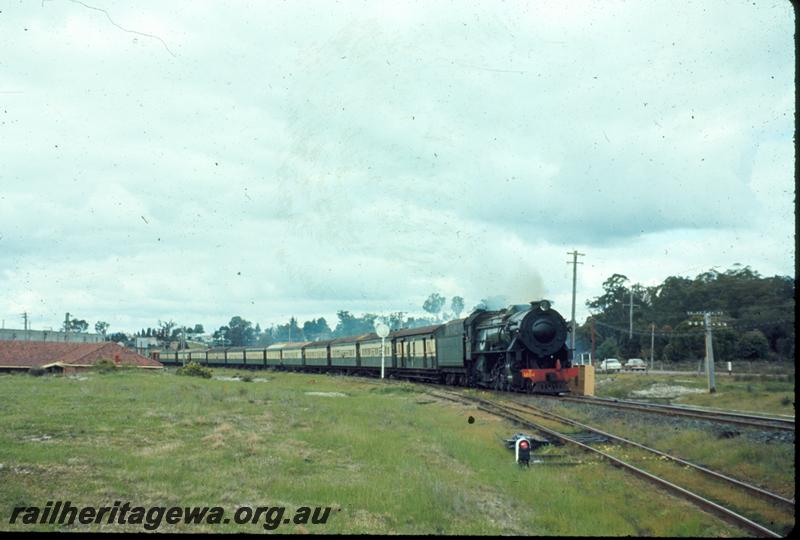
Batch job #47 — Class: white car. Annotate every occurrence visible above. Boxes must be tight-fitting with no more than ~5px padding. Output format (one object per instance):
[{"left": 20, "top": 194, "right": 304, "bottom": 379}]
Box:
[
  {"left": 600, "top": 359, "right": 622, "bottom": 373},
  {"left": 625, "top": 358, "right": 647, "bottom": 371}
]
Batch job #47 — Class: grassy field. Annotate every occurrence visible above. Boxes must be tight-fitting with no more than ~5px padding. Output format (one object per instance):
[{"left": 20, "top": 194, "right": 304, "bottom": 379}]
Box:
[
  {"left": 515, "top": 393, "right": 795, "bottom": 535},
  {"left": 0, "top": 369, "right": 746, "bottom": 535},
  {"left": 594, "top": 372, "right": 795, "bottom": 415}
]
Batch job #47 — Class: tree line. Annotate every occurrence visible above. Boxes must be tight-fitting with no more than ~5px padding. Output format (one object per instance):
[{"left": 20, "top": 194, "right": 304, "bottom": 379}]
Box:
[
  {"left": 576, "top": 265, "right": 794, "bottom": 362},
  {"left": 168, "top": 294, "right": 468, "bottom": 348}
]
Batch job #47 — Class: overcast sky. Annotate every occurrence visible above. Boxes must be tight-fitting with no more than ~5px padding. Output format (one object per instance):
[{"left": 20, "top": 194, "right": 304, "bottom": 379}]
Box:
[{"left": 0, "top": 0, "right": 794, "bottom": 334}]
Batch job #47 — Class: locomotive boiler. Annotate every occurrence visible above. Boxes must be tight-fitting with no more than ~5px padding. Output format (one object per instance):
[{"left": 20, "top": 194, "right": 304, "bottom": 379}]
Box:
[{"left": 464, "top": 300, "right": 577, "bottom": 393}]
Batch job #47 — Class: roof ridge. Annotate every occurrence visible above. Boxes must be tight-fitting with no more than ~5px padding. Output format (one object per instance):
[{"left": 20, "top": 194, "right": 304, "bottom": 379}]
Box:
[{"left": 69, "top": 342, "right": 109, "bottom": 363}]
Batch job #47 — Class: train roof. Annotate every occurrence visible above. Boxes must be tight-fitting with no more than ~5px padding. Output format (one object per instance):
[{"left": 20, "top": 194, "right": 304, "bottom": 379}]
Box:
[
  {"left": 329, "top": 335, "right": 371, "bottom": 345},
  {"left": 391, "top": 324, "right": 443, "bottom": 338},
  {"left": 282, "top": 341, "right": 311, "bottom": 349},
  {"left": 304, "top": 339, "right": 334, "bottom": 348},
  {"left": 354, "top": 332, "right": 381, "bottom": 342}
]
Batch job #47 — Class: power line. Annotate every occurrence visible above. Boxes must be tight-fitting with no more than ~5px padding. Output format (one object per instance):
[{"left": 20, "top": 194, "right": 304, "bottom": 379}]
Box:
[{"left": 592, "top": 318, "right": 794, "bottom": 338}]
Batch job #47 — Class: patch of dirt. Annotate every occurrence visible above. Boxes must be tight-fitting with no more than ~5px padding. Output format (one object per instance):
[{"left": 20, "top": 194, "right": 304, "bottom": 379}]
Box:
[
  {"left": 24, "top": 434, "right": 54, "bottom": 442},
  {"left": 135, "top": 441, "right": 183, "bottom": 456},
  {"left": 631, "top": 384, "right": 705, "bottom": 398},
  {"left": 305, "top": 391, "right": 347, "bottom": 397},
  {"left": 214, "top": 376, "right": 269, "bottom": 382}
]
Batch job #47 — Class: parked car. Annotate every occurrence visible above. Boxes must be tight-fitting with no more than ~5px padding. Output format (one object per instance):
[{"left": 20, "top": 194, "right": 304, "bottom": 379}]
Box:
[
  {"left": 599, "top": 359, "right": 622, "bottom": 372},
  {"left": 625, "top": 358, "right": 647, "bottom": 371}
]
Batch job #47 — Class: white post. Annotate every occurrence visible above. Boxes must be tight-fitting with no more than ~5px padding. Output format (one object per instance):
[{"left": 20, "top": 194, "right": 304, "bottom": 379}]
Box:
[
  {"left": 704, "top": 312, "right": 716, "bottom": 393},
  {"left": 381, "top": 336, "right": 386, "bottom": 379}
]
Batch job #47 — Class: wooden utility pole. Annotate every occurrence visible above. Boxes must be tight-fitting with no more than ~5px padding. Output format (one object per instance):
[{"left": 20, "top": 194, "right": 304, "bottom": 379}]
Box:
[
  {"left": 688, "top": 311, "right": 726, "bottom": 393},
  {"left": 622, "top": 288, "right": 640, "bottom": 338},
  {"left": 704, "top": 313, "right": 716, "bottom": 393},
  {"left": 650, "top": 323, "right": 655, "bottom": 370},
  {"left": 590, "top": 317, "right": 596, "bottom": 366},
  {"left": 566, "top": 250, "right": 585, "bottom": 353}
]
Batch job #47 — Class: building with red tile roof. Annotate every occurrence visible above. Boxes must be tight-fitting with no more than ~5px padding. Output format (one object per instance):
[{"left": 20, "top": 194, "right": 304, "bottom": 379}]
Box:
[{"left": 0, "top": 342, "right": 163, "bottom": 373}]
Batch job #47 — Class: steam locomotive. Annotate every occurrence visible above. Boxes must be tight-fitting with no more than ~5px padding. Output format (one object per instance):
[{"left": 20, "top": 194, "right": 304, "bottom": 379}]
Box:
[{"left": 156, "top": 300, "right": 579, "bottom": 394}]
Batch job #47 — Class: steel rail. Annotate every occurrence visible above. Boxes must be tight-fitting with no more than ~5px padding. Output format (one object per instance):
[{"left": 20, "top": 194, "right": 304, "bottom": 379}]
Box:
[
  {"left": 499, "top": 399, "right": 795, "bottom": 509},
  {"left": 429, "top": 389, "right": 783, "bottom": 538},
  {"left": 575, "top": 395, "right": 796, "bottom": 423},
  {"left": 552, "top": 395, "right": 795, "bottom": 431}
]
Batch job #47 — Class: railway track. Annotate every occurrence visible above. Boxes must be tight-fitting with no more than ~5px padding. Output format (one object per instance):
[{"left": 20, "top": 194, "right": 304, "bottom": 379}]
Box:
[
  {"left": 427, "top": 388, "right": 790, "bottom": 538},
  {"left": 551, "top": 395, "right": 795, "bottom": 431}
]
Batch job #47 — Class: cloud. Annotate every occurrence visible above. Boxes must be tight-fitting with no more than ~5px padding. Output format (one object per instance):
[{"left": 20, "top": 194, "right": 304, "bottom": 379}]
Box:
[{"left": 0, "top": 0, "right": 793, "bottom": 332}]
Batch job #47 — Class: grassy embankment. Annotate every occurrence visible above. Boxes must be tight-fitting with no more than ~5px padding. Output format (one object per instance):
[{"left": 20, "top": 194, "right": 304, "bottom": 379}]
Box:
[
  {"left": 594, "top": 371, "right": 795, "bottom": 415},
  {"left": 514, "top": 392, "right": 794, "bottom": 535},
  {"left": 513, "top": 370, "right": 796, "bottom": 534},
  {"left": 0, "top": 369, "right": 743, "bottom": 535}
]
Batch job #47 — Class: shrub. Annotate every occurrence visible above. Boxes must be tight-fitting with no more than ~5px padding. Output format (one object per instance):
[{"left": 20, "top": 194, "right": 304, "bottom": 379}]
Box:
[
  {"left": 28, "top": 366, "right": 46, "bottom": 377},
  {"left": 736, "top": 330, "right": 770, "bottom": 360},
  {"left": 176, "top": 361, "right": 212, "bottom": 379},
  {"left": 241, "top": 374, "right": 253, "bottom": 382},
  {"left": 93, "top": 359, "right": 117, "bottom": 373}
]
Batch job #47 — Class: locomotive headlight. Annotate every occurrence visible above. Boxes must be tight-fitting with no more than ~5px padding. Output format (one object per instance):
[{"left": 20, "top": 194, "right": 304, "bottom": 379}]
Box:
[{"left": 539, "top": 300, "right": 550, "bottom": 311}]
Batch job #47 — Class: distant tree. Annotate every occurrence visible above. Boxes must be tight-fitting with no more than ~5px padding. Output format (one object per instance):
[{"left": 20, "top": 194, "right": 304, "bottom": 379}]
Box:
[
  {"left": 274, "top": 317, "right": 303, "bottom": 342},
  {"left": 94, "top": 321, "right": 109, "bottom": 337},
  {"left": 74, "top": 319, "right": 89, "bottom": 332},
  {"left": 332, "top": 311, "right": 381, "bottom": 337},
  {"left": 423, "top": 293, "right": 446, "bottom": 320},
  {"left": 212, "top": 327, "right": 229, "bottom": 346},
  {"left": 256, "top": 325, "right": 273, "bottom": 347},
  {"left": 218, "top": 316, "right": 256, "bottom": 347},
  {"left": 63, "top": 317, "right": 89, "bottom": 333},
  {"left": 662, "top": 321, "right": 705, "bottom": 362},
  {"left": 580, "top": 266, "right": 794, "bottom": 363},
  {"left": 193, "top": 323, "right": 204, "bottom": 334},
  {"left": 404, "top": 316, "right": 436, "bottom": 329},
  {"left": 450, "top": 296, "right": 465, "bottom": 318},
  {"left": 333, "top": 311, "right": 359, "bottom": 337},
  {"left": 596, "top": 338, "right": 620, "bottom": 360},
  {"left": 109, "top": 332, "right": 129, "bottom": 344},
  {"left": 387, "top": 312, "right": 406, "bottom": 330},
  {"left": 158, "top": 320, "right": 176, "bottom": 341},
  {"left": 737, "top": 330, "right": 770, "bottom": 360},
  {"left": 302, "top": 318, "right": 332, "bottom": 341}
]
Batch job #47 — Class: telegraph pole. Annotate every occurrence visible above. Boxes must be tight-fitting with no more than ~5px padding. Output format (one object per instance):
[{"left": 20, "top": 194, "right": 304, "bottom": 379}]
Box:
[
  {"left": 566, "top": 250, "right": 585, "bottom": 353},
  {"left": 622, "top": 288, "right": 640, "bottom": 338},
  {"left": 649, "top": 323, "right": 655, "bottom": 370},
  {"left": 688, "top": 311, "right": 726, "bottom": 393},
  {"left": 590, "top": 317, "right": 596, "bottom": 366},
  {"left": 704, "top": 313, "right": 716, "bottom": 393},
  {"left": 64, "top": 312, "right": 71, "bottom": 342},
  {"left": 21, "top": 312, "right": 29, "bottom": 341}
]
